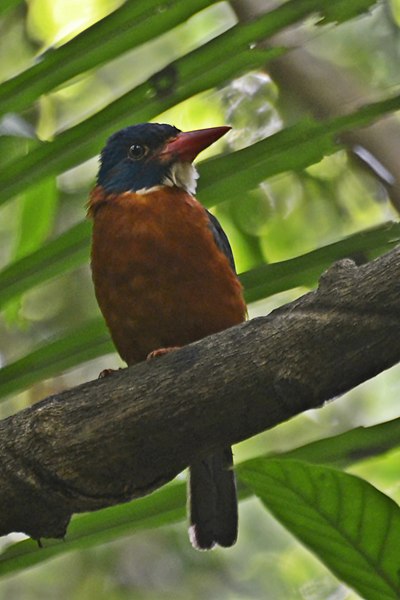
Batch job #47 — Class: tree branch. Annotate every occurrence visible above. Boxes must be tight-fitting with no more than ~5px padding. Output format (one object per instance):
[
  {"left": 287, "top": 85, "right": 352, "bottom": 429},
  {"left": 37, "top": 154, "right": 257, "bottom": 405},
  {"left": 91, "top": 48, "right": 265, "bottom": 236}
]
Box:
[{"left": 1, "top": 247, "right": 400, "bottom": 541}]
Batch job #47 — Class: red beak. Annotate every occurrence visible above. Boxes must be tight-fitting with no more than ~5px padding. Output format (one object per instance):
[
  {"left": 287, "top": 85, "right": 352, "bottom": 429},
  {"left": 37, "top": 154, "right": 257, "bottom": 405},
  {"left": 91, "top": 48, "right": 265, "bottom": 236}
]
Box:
[{"left": 161, "top": 126, "right": 231, "bottom": 163}]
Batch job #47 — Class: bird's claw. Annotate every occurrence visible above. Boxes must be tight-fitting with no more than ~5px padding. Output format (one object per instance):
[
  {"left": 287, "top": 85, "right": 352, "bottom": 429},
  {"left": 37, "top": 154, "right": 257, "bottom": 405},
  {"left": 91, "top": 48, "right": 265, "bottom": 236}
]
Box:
[
  {"left": 98, "top": 368, "right": 120, "bottom": 378},
  {"left": 146, "top": 346, "right": 180, "bottom": 360}
]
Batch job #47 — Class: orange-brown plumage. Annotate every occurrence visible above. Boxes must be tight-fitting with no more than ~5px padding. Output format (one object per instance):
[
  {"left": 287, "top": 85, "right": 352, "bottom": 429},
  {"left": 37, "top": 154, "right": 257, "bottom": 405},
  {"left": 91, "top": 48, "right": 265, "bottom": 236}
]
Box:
[
  {"left": 90, "top": 123, "right": 246, "bottom": 550},
  {"left": 89, "top": 185, "right": 245, "bottom": 365}
]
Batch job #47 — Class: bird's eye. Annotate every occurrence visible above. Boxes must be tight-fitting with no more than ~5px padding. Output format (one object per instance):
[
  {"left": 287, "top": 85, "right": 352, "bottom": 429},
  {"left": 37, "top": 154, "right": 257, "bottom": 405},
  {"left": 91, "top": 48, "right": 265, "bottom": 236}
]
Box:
[{"left": 128, "top": 144, "right": 146, "bottom": 160}]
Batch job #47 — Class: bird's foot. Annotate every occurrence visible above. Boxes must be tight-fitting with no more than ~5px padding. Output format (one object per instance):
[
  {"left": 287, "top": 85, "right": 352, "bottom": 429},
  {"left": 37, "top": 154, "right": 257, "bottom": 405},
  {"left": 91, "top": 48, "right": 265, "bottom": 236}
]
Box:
[
  {"left": 98, "top": 368, "right": 121, "bottom": 379},
  {"left": 147, "top": 347, "right": 180, "bottom": 360}
]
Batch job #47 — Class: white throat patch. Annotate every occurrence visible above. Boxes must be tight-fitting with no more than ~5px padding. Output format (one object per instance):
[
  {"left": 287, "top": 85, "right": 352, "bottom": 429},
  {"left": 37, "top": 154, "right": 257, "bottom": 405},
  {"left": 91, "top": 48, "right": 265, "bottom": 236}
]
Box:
[{"left": 162, "top": 162, "right": 199, "bottom": 195}]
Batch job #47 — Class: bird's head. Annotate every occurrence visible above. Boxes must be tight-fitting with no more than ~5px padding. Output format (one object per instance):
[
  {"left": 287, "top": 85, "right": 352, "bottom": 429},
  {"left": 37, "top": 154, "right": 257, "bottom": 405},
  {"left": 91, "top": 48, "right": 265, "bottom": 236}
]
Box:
[{"left": 97, "top": 123, "right": 230, "bottom": 196}]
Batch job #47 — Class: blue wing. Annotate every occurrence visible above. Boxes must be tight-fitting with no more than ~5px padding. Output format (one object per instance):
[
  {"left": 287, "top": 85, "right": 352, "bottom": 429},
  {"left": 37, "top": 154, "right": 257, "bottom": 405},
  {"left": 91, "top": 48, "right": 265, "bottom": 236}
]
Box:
[{"left": 206, "top": 210, "right": 237, "bottom": 273}]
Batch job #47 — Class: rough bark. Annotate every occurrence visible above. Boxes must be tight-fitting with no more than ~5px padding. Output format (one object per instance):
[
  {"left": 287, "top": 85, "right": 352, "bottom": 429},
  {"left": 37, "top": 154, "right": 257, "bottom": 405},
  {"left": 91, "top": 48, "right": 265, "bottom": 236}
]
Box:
[{"left": 0, "top": 247, "right": 400, "bottom": 541}]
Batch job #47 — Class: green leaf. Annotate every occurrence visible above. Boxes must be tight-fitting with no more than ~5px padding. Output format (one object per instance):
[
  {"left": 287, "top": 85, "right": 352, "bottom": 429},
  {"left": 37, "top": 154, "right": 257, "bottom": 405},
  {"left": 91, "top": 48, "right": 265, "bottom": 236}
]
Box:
[
  {"left": 0, "top": 0, "right": 22, "bottom": 16},
  {"left": 0, "top": 0, "right": 371, "bottom": 205},
  {"left": 0, "top": 48, "right": 275, "bottom": 206},
  {"left": 240, "top": 221, "right": 400, "bottom": 303},
  {"left": 0, "top": 0, "right": 377, "bottom": 117},
  {"left": 199, "top": 92, "right": 400, "bottom": 206},
  {"left": 4, "top": 177, "right": 58, "bottom": 324},
  {"left": 0, "top": 483, "right": 187, "bottom": 577},
  {"left": 0, "top": 318, "right": 113, "bottom": 400},
  {"left": 0, "top": 0, "right": 216, "bottom": 117},
  {"left": 0, "top": 221, "right": 91, "bottom": 309},
  {"left": 278, "top": 417, "right": 400, "bottom": 468},
  {"left": 0, "top": 479, "right": 252, "bottom": 576},
  {"left": 318, "top": 0, "right": 377, "bottom": 24},
  {"left": 238, "top": 458, "right": 400, "bottom": 600},
  {"left": 11, "top": 177, "right": 58, "bottom": 260},
  {"left": 200, "top": 118, "right": 337, "bottom": 202}
]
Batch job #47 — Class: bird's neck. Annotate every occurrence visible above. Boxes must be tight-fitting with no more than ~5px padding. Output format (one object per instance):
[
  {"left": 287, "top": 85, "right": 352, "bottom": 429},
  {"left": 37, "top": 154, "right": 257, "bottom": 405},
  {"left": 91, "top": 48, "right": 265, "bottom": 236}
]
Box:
[
  {"left": 87, "top": 176, "right": 201, "bottom": 218},
  {"left": 162, "top": 162, "right": 199, "bottom": 196}
]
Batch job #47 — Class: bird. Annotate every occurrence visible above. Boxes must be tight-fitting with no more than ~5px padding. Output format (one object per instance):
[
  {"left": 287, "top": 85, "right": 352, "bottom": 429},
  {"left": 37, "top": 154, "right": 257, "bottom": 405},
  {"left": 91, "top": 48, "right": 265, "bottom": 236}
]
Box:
[{"left": 88, "top": 122, "right": 247, "bottom": 549}]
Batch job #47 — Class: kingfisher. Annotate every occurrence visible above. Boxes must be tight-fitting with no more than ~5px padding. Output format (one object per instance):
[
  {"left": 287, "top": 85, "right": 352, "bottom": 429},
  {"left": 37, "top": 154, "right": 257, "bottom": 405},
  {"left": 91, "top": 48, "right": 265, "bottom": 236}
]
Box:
[{"left": 88, "top": 123, "right": 247, "bottom": 549}]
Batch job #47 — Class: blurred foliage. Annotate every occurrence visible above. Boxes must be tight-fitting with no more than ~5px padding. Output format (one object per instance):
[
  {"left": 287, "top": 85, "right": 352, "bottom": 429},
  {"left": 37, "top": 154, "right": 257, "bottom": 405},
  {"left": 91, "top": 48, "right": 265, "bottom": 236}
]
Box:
[{"left": 1, "top": 0, "right": 400, "bottom": 598}]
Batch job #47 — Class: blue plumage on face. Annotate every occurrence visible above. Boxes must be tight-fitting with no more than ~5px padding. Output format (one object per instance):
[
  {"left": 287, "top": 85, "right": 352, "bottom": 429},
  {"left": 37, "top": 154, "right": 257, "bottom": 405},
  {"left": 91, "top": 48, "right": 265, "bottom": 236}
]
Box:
[
  {"left": 97, "top": 122, "right": 231, "bottom": 195},
  {"left": 98, "top": 123, "right": 181, "bottom": 193}
]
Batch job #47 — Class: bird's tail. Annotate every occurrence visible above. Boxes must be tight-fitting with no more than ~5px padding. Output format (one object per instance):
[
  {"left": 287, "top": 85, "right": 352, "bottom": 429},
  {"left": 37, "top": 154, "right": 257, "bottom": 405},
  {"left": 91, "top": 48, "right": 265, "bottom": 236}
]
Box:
[{"left": 188, "top": 447, "right": 237, "bottom": 550}]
